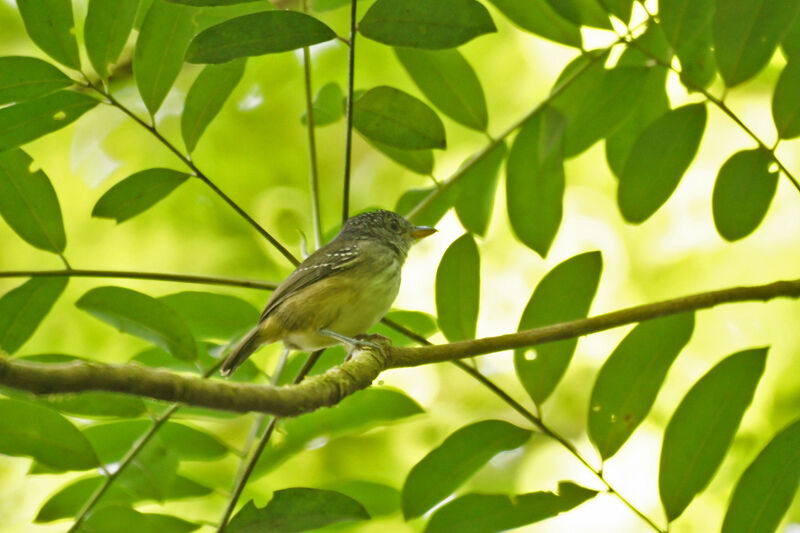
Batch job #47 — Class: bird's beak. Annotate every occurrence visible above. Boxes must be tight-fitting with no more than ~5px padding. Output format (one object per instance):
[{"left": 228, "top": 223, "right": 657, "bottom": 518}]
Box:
[{"left": 410, "top": 226, "right": 437, "bottom": 239}]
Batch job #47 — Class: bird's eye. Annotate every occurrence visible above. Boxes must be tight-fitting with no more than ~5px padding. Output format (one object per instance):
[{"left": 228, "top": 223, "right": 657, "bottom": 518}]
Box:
[{"left": 389, "top": 219, "right": 400, "bottom": 232}]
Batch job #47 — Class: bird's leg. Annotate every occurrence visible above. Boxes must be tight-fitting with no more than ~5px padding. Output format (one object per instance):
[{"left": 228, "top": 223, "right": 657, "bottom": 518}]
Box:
[{"left": 317, "top": 328, "right": 381, "bottom": 352}]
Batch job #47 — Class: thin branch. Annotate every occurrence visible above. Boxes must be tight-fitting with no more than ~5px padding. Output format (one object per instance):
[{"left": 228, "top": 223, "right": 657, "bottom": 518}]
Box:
[
  {"left": 302, "top": 47, "right": 323, "bottom": 249},
  {"left": 300, "top": 0, "right": 323, "bottom": 249},
  {"left": 405, "top": 45, "right": 612, "bottom": 223},
  {"left": 624, "top": 37, "right": 800, "bottom": 194},
  {"left": 85, "top": 81, "right": 300, "bottom": 266},
  {"left": 217, "top": 349, "right": 324, "bottom": 532},
  {"left": 4, "top": 278, "right": 797, "bottom": 415},
  {"left": 67, "top": 361, "right": 222, "bottom": 532},
  {"left": 341, "top": 0, "right": 358, "bottom": 223},
  {"left": 0, "top": 269, "right": 278, "bottom": 290}
]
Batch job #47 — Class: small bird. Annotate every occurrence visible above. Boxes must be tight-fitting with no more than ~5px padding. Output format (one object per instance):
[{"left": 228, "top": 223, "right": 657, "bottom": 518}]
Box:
[{"left": 220, "top": 210, "right": 436, "bottom": 376}]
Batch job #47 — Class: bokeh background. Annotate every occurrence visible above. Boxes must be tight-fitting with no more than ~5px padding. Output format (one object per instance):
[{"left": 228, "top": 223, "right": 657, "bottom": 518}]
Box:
[{"left": 0, "top": 0, "right": 798, "bottom": 531}]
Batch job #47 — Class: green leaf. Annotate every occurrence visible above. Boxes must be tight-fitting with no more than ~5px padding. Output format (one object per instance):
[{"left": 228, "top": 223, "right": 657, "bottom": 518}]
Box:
[
  {"left": 545, "top": 0, "right": 611, "bottom": 29},
  {"left": 396, "top": 184, "right": 458, "bottom": 226},
  {"left": 83, "top": 419, "right": 228, "bottom": 463},
  {"left": 160, "top": 291, "right": 258, "bottom": 341},
  {"left": 369, "top": 141, "right": 434, "bottom": 175},
  {"left": 712, "top": 148, "right": 779, "bottom": 242},
  {"left": 167, "top": 0, "right": 263, "bottom": 4},
  {"left": 0, "top": 90, "right": 99, "bottom": 152},
  {"left": 425, "top": 482, "right": 598, "bottom": 533},
  {"left": 659, "top": 0, "right": 714, "bottom": 48},
  {"left": 85, "top": 0, "right": 140, "bottom": 79},
  {"left": 605, "top": 74, "right": 669, "bottom": 177},
  {"left": 78, "top": 506, "right": 199, "bottom": 533},
  {"left": 300, "top": 81, "right": 344, "bottom": 127},
  {"left": 514, "top": 251, "right": 602, "bottom": 405},
  {"left": 228, "top": 489, "right": 369, "bottom": 533},
  {"left": 506, "top": 107, "right": 567, "bottom": 258},
  {"left": 721, "top": 418, "right": 800, "bottom": 533},
  {"left": 598, "top": 0, "right": 633, "bottom": 23},
  {"left": 550, "top": 50, "right": 608, "bottom": 126},
  {"left": 563, "top": 66, "right": 649, "bottom": 157},
  {"left": 36, "top": 476, "right": 131, "bottom": 522},
  {"left": 322, "top": 480, "right": 400, "bottom": 518},
  {"left": 16, "top": 0, "right": 81, "bottom": 70},
  {"left": 395, "top": 47, "right": 488, "bottom": 131},
  {"left": 134, "top": 0, "right": 196, "bottom": 116},
  {"left": 485, "top": 0, "right": 581, "bottom": 48},
  {"left": 713, "top": 0, "right": 800, "bottom": 87},
  {"left": 0, "top": 148, "right": 66, "bottom": 253},
  {"left": 0, "top": 398, "right": 98, "bottom": 471},
  {"left": 0, "top": 278, "right": 67, "bottom": 354},
  {"left": 588, "top": 313, "right": 695, "bottom": 460},
  {"left": 772, "top": 59, "right": 800, "bottom": 139},
  {"left": 353, "top": 86, "right": 446, "bottom": 150},
  {"left": 31, "top": 392, "right": 147, "bottom": 419},
  {"left": 676, "top": 28, "right": 717, "bottom": 90},
  {"left": 186, "top": 11, "right": 336, "bottom": 64},
  {"left": 91, "top": 168, "right": 190, "bottom": 223},
  {"left": 435, "top": 234, "right": 480, "bottom": 342},
  {"left": 618, "top": 103, "right": 707, "bottom": 223},
  {"left": 253, "top": 388, "right": 423, "bottom": 476},
  {"left": 76, "top": 286, "right": 197, "bottom": 361},
  {"left": 402, "top": 420, "right": 532, "bottom": 519},
  {"left": 0, "top": 56, "right": 72, "bottom": 105},
  {"left": 784, "top": 14, "right": 800, "bottom": 60},
  {"left": 359, "top": 0, "right": 496, "bottom": 49},
  {"left": 659, "top": 347, "right": 768, "bottom": 521},
  {"left": 37, "top": 473, "right": 208, "bottom": 522},
  {"left": 455, "top": 141, "right": 506, "bottom": 236}
]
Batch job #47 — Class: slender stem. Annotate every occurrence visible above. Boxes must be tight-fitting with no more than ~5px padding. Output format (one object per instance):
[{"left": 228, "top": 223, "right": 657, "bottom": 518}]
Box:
[
  {"left": 217, "top": 349, "right": 324, "bottom": 532},
  {"left": 68, "top": 361, "right": 222, "bottom": 532},
  {"left": 85, "top": 81, "right": 300, "bottom": 266},
  {"left": 0, "top": 269, "right": 278, "bottom": 291},
  {"left": 405, "top": 45, "right": 612, "bottom": 222},
  {"left": 624, "top": 37, "right": 800, "bottom": 194},
  {"left": 300, "top": 1, "right": 323, "bottom": 250},
  {"left": 59, "top": 254, "right": 72, "bottom": 269},
  {"left": 341, "top": 0, "right": 358, "bottom": 223}
]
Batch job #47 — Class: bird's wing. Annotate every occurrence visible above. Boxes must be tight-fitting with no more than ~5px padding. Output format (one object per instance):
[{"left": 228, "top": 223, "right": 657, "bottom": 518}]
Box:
[{"left": 258, "top": 240, "right": 361, "bottom": 323}]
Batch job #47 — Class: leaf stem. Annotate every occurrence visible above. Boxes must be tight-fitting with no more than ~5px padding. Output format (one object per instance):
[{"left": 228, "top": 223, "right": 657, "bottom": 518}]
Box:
[
  {"left": 216, "top": 349, "right": 324, "bottom": 532},
  {"left": 0, "top": 268, "right": 278, "bottom": 291},
  {"left": 341, "top": 0, "right": 358, "bottom": 223},
  {"left": 85, "top": 81, "right": 300, "bottom": 266}
]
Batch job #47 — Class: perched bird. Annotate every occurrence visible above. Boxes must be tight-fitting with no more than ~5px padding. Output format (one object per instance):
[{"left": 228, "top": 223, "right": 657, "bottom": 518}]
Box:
[{"left": 220, "top": 210, "right": 436, "bottom": 376}]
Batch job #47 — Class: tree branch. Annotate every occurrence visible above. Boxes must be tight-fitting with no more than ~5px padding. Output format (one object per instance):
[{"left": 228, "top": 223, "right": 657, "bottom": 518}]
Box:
[
  {"left": 0, "top": 269, "right": 278, "bottom": 290},
  {"left": 2, "top": 278, "right": 796, "bottom": 415}
]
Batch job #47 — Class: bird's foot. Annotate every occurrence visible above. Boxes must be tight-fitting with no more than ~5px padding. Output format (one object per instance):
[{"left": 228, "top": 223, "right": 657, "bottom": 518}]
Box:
[{"left": 344, "top": 333, "right": 391, "bottom": 361}]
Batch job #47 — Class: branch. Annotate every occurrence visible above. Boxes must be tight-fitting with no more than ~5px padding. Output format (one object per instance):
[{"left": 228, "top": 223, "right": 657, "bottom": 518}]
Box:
[
  {"left": 0, "top": 269, "right": 278, "bottom": 291},
  {"left": 341, "top": 0, "right": 358, "bottom": 222},
  {"left": 2, "top": 278, "right": 796, "bottom": 415}
]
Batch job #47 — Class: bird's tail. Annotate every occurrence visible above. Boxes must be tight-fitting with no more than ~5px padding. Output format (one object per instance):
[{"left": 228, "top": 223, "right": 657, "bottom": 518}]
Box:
[{"left": 220, "top": 327, "right": 268, "bottom": 377}]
